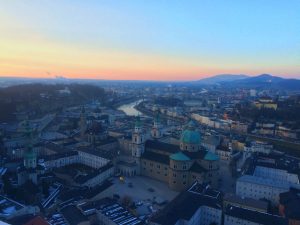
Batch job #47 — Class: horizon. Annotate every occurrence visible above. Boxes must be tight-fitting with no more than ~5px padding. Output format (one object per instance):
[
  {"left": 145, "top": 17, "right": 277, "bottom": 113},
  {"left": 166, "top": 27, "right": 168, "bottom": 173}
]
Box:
[
  {"left": 0, "top": 1, "right": 300, "bottom": 80},
  {"left": 0, "top": 73, "right": 299, "bottom": 82}
]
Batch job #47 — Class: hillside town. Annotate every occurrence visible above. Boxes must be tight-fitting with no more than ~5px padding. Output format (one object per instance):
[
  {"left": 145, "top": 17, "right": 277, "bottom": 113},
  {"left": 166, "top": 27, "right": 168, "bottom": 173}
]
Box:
[{"left": 0, "top": 81, "right": 299, "bottom": 225}]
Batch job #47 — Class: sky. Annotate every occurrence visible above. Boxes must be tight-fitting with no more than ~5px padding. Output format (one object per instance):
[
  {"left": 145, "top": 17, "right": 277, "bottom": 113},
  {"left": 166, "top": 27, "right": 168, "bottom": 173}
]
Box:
[{"left": 0, "top": 1, "right": 299, "bottom": 81}]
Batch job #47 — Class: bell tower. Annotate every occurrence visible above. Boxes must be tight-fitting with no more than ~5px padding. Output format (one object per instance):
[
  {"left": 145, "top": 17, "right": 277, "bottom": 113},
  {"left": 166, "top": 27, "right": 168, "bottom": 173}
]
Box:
[
  {"left": 23, "top": 121, "right": 37, "bottom": 169},
  {"left": 80, "top": 106, "right": 87, "bottom": 138},
  {"left": 151, "top": 112, "right": 162, "bottom": 139},
  {"left": 132, "top": 116, "right": 145, "bottom": 158}
]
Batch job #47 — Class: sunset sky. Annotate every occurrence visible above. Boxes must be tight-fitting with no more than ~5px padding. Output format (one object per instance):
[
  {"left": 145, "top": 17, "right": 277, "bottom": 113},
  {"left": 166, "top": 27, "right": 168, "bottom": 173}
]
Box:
[{"left": 0, "top": 1, "right": 299, "bottom": 80}]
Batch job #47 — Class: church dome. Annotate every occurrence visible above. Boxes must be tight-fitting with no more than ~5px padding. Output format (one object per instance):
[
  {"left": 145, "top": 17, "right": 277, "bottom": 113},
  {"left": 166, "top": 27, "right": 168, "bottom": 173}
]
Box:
[
  {"left": 135, "top": 116, "right": 142, "bottom": 128},
  {"left": 180, "top": 121, "right": 201, "bottom": 145},
  {"left": 170, "top": 152, "right": 191, "bottom": 161},
  {"left": 204, "top": 151, "right": 219, "bottom": 161},
  {"left": 24, "top": 150, "right": 36, "bottom": 160}
]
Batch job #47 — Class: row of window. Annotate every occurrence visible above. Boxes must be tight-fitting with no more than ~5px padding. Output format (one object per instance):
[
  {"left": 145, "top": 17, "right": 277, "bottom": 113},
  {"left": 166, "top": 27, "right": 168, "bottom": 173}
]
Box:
[
  {"left": 144, "top": 167, "right": 168, "bottom": 176},
  {"left": 144, "top": 161, "right": 168, "bottom": 170}
]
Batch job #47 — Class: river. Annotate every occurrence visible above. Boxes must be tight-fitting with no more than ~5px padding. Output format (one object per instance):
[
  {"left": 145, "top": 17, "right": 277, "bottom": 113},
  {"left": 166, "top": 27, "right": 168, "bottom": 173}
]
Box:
[{"left": 117, "top": 100, "right": 143, "bottom": 116}]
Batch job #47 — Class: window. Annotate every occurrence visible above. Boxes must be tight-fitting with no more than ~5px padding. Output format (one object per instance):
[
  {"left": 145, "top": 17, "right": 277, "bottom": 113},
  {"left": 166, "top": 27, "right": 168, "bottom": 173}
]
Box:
[
  {"left": 157, "top": 165, "right": 160, "bottom": 169},
  {"left": 173, "top": 173, "right": 176, "bottom": 177}
]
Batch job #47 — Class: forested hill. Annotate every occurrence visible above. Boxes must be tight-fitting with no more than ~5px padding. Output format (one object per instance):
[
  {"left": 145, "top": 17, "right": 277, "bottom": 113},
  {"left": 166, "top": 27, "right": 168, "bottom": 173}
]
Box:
[{"left": 0, "top": 83, "right": 106, "bottom": 122}]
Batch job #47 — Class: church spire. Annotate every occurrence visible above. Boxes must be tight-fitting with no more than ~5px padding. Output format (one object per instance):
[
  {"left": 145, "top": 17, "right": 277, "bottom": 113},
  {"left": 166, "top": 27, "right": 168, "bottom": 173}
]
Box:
[{"left": 23, "top": 120, "right": 37, "bottom": 169}]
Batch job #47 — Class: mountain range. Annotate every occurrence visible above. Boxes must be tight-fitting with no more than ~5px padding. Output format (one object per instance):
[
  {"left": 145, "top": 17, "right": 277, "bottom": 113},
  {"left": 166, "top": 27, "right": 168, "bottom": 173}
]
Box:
[{"left": 196, "top": 74, "right": 300, "bottom": 90}]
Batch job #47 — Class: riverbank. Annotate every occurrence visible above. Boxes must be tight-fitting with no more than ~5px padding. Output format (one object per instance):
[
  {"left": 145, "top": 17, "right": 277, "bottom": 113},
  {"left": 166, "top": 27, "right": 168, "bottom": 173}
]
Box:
[
  {"left": 135, "top": 102, "right": 187, "bottom": 123},
  {"left": 117, "top": 100, "right": 143, "bottom": 116}
]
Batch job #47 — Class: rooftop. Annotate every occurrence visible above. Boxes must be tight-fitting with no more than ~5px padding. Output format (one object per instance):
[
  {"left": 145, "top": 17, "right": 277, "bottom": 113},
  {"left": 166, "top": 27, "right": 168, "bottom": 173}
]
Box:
[
  {"left": 151, "top": 182, "right": 221, "bottom": 225},
  {"left": 224, "top": 193, "right": 268, "bottom": 211},
  {"left": 237, "top": 175, "right": 300, "bottom": 190},
  {"left": 145, "top": 140, "right": 180, "bottom": 154},
  {"left": 204, "top": 151, "right": 219, "bottom": 161},
  {"left": 142, "top": 151, "right": 169, "bottom": 165},
  {"left": 170, "top": 152, "right": 191, "bottom": 161},
  {"left": 225, "top": 205, "right": 287, "bottom": 225}
]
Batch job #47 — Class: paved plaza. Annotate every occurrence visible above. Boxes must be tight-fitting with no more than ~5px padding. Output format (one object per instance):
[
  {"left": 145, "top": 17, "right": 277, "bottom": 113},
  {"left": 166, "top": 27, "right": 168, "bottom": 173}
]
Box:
[{"left": 93, "top": 176, "right": 178, "bottom": 203}]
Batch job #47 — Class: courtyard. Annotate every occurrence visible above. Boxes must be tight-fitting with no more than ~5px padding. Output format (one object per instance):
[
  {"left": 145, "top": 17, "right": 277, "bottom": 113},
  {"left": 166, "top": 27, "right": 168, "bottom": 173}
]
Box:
[{"left": 92, "top": 176, "right": 179, "bottom": 216}]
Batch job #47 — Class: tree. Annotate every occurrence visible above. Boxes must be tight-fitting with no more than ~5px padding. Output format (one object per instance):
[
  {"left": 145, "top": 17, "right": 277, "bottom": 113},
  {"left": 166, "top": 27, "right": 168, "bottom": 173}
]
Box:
[{"left": 121, "top": 195, "right": 132, "bottom": 209}]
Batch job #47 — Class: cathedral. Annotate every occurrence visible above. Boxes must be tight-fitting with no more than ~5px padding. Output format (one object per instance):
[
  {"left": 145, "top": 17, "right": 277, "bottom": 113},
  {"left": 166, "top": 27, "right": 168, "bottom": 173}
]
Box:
[{"left": 118, "top": 116, "right": 220, "bottom": 192}]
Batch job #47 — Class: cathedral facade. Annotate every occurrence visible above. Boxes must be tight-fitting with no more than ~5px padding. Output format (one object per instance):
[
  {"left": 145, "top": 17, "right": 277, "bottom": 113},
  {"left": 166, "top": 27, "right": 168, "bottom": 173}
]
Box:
[{"left": 118, "top": 118, "right": 220, "bottom": 192}]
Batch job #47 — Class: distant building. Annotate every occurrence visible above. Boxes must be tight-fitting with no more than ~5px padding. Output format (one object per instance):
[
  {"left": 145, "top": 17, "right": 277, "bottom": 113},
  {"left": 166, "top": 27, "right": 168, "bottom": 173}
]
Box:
[
  {"left": 254, "top": 97, "right": 278, "bottom": 110},
  {"left": 244, "top": 141, "right": 273, "bottom": 154}
]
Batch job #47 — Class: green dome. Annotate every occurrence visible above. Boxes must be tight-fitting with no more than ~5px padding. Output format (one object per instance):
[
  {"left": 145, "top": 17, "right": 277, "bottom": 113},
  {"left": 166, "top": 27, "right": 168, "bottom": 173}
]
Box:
[
  {"left": 204, "top": 151, "right": 219, "bottom": 161},
  {"left": 135, "top": 116, "right": 142, "bottom": 128},
  {"left": 180, "top": 121, "right": 201, "bottom": 145},
  {"left": 24, "top": 150, "right": 36, "bottom": 160},
  {"left": 154, "top": 112, "right": 161, "bottom": 123},
  {"left": 170, "top": 152, "right": 191, "bottom": 161}
]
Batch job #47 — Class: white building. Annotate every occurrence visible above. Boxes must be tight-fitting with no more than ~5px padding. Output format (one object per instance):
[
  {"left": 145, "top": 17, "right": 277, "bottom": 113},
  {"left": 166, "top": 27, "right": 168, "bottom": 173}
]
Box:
[
  {"left": 244, "top": 141, "right": 273, "bottom": 154},
  {"left": 236, "top": 175, "right": 300, "bottom": 205},
  {"left": 77, "top": 149, "right": 110, "bottom": 169},
  {"left": 75, "top": 163, "right": 114, "bottom": 188},
  {"left": 254, "top": 166, "right": 299, "bottom": 184}
]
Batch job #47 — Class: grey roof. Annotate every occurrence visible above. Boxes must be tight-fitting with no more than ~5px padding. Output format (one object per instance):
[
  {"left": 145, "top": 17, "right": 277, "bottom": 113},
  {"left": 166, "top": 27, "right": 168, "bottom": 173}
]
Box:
[
  {"left": 141, "top": 151, "right": 169, "bottom": 165},
  {"left": 145, "top": 140, "right": 180, "bottom": 154},
  {"left": 75, "top": 163, "right": 113, "bottom": 184},
  {"left": 77, "top": 146, "right": 118, "bottom": 160},
  {"left": 225, "top": 205, "right": 288, "bottom": 225},
  {"left": 224, "top": 193, "right": 268, "bottom": 211},
  {"left": 43, "top": 151, "right": 78, "bottom": 161}
]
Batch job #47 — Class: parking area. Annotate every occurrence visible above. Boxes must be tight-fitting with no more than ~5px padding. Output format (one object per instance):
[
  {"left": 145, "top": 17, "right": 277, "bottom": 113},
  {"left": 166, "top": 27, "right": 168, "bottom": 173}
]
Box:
[
  {"left": 92, "top": 176, "right": 178, "bottom": 216},
  {"left": 94, "top": 176, "right": 178, "bottom": 202}
]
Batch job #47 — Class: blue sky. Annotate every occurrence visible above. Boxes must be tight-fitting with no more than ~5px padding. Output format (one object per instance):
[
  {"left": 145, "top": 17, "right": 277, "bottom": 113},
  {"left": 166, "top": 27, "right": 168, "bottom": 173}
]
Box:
[{"left": 0, "top": 0, "right": 299, "bottom": 80}]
